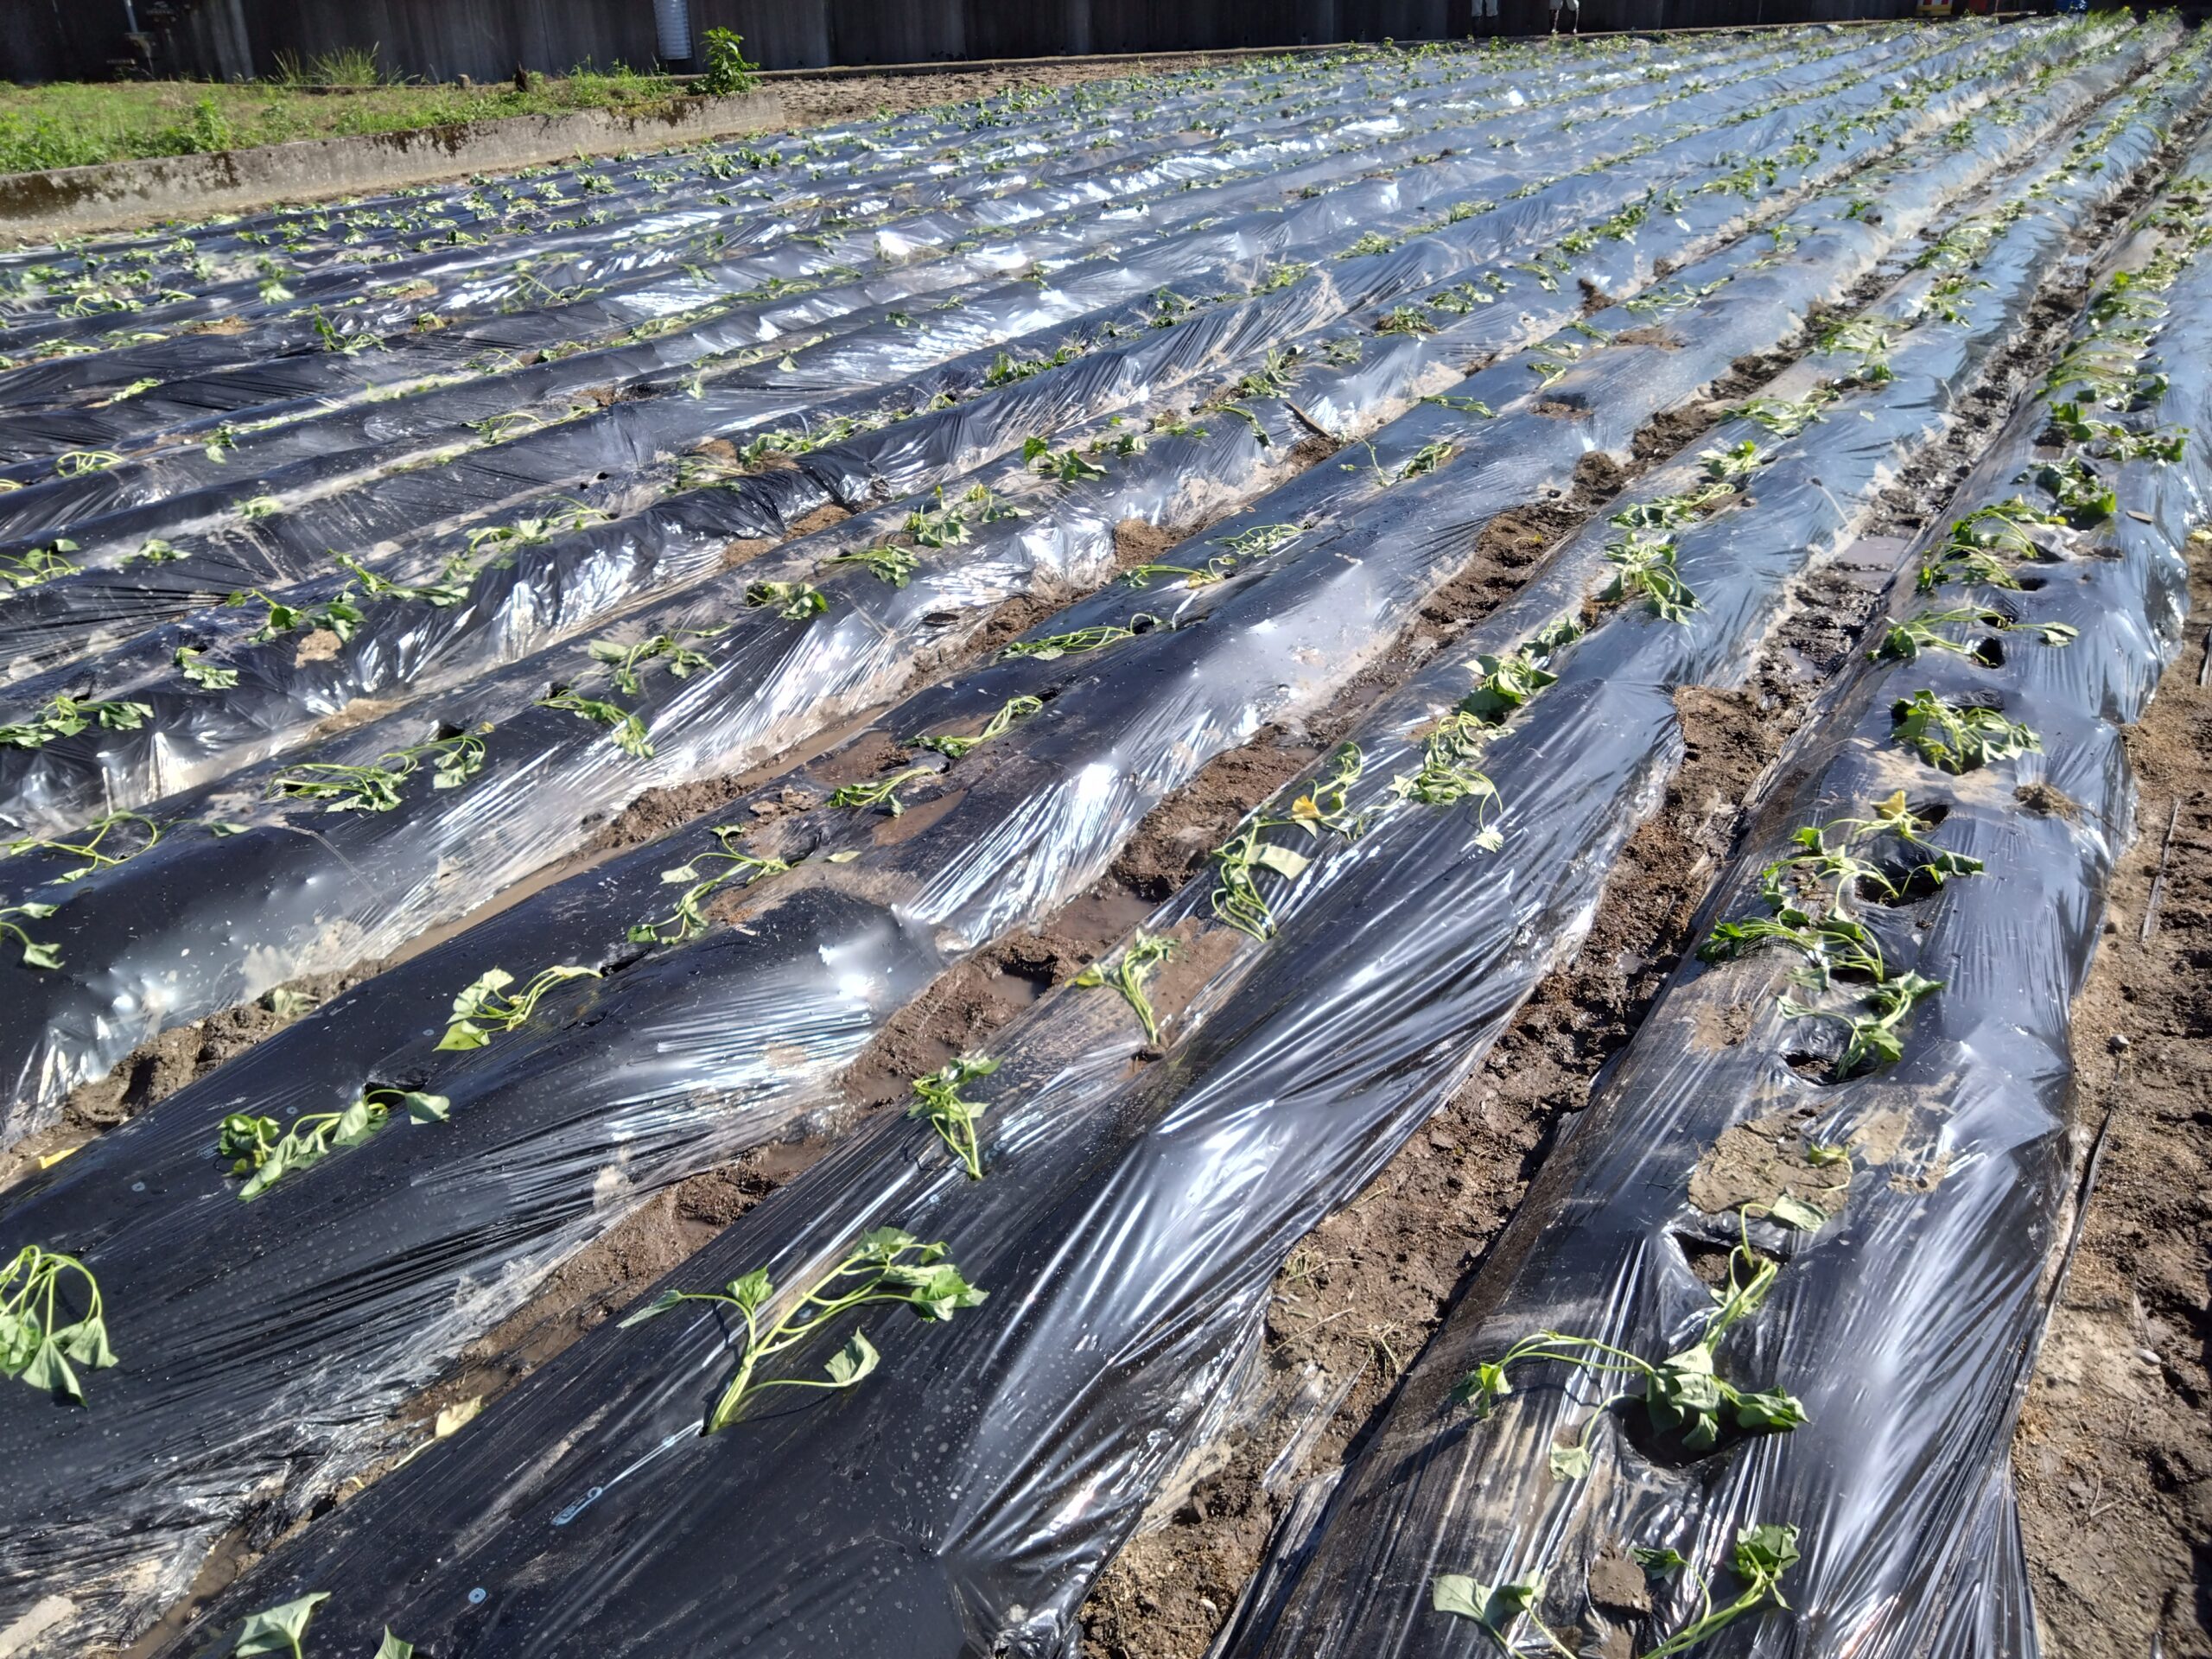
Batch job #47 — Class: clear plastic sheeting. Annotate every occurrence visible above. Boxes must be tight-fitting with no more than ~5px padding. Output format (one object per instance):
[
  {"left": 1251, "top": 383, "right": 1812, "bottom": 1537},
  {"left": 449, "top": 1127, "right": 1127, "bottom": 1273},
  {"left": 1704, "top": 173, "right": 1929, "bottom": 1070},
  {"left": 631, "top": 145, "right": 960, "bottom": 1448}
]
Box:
[
  {"left": 0, "top": 20, "right": 2126, "bottom": 1147},
  {"left": 114, "top": 45, "right": 2206, "bottom": 1659},
  {"left": 1216, "top": 117, "right": 2212, "bottom": 1659},
  {"left": 0, "top": 15, "right": 2044, "bottom": 842},
  {"left": 0, "top": 22, "right": 1989, "bottom": 691}
]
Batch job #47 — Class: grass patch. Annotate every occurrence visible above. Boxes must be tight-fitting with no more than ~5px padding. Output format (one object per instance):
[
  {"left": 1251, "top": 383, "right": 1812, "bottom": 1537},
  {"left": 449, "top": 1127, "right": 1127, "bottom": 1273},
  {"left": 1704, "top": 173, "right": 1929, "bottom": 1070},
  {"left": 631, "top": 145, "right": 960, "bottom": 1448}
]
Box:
[{"left": 0, "top": 65, "right": 702, "bottom": 175}]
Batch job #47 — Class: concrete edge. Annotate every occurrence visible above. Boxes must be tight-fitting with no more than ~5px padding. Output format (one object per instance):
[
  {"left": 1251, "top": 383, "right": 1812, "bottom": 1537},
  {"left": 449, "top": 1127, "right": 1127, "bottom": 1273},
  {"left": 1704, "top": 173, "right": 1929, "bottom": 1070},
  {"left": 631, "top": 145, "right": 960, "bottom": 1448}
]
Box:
[{"left": 0, "top": 88, "right": 784, "bottom": 246}]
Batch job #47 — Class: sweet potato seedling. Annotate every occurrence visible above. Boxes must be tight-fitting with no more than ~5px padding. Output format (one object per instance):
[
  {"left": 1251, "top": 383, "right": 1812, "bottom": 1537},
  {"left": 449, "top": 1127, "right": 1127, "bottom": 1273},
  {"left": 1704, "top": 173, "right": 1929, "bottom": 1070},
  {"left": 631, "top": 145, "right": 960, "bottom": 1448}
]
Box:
[
  {"left": 588, "top": 626, "right": 727, "bottom": 693},
  {"left": 1073, "top": 931, "right": 1177, "bottom": 1044},
  {"left": 745, "top": 580, "right": 830, "bottom": 621},
  {"left": 825, "top": 545, "right": 921, "bottom": 587},
  {"left": 335, "top": 552, "right": 474, "bottom": 608},
  {"left": 5, "top": 811, "right": 160, "bottom": 882},
  {"left": 436, "top": 963, "right": 601, "bottom": 1050},
  {"left": 1917, "top": 498, "right": 2063, "bottom": 591},
  {"left": 1605, "top": 529, "right": 1698, "bottom": 624},
  {"left": 1891, "top": 689, "right": 2041, "bottom": 772},
  {"left": 0, "top": 541, "right": 78, "bottom": 593},
  {"left": 630, "top": 825, "right": 791, "bottom": 944},
  {"left": 1023, "top": 435, "right": 1108, "bottom": 483},
  {"left": 914, "top": 694, "right": 1043, "bottom": 759},
  {"left": 218, "top": 1086, "right": 451, "bottom": 1199},
  {"left": 1452, "top": 1208, "right": 1806, "bottom": 1475},
  {"left": 1, "top": 1243, "right": 115, "bottom": 1402},
  {"left": 620, "top": 1226, "right": 985, "bottom": 1431},
  {"left": 0, "top": 693, "right": 154, "bottom": 750},
  {"left": 1702, "top": 792, "right": 1980, "bottom": 1078},
  {"left": 1211, "top": 745, "right": 1365, "bottom": 939},
  {"left": 908, "top": 1055, "right": 1000, "bottom": 1179},
  {"left": 175, "top": 645, "right": 238, "bottom": 689},
  {"left": 537, "top": 688, "right": 653, "bottom": 758},
  {"left": 225, "top": 587, "right": 364, "bottom": 645},
  {"left": 1872, "top": 607, "right": 2078, "bottom": 661},
  {"left": 0, "top": 902, "right": 60, "bottom": 969},
  {"left": 269, "top": 729, "right": 489, "bottom": 811}
]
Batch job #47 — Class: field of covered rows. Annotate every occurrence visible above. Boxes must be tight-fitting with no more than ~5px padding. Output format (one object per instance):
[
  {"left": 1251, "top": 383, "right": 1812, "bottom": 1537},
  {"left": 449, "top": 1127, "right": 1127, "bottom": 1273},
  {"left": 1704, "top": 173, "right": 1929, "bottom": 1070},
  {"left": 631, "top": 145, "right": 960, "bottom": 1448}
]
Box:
[{"left": 0, "top": 18, "right": 2207, "bottom": 1659}]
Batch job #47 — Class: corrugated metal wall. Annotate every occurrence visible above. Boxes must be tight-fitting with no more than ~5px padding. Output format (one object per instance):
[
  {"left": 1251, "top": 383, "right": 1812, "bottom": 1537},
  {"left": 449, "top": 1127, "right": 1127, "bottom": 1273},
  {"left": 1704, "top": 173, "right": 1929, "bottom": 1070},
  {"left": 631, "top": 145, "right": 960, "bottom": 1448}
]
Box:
[{"left": 9, "top": 0, "right": 1905, "bottom": 86}]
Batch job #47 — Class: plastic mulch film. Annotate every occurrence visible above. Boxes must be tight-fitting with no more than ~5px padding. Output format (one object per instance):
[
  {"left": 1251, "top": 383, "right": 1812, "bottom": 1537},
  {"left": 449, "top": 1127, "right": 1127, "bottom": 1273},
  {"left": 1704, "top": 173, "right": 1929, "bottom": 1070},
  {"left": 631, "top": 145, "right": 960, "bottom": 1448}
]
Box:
[
  {"left": 0, "top": 23, "right": 1980, "bottom": 690},
  {"left": 6, "top": 56, "right": 2154, "bottom": 1640},
  {"left": 1211, "top": 124, "right": 2212, "bottom": 1659},
  {"left": 0, "top": 35, "right": 1745, "bottom": 388},
  {"left": 0, "top": 34, "right": 1813, "bottom": 474},
  {"left": 0, "top": 23, "right": 2127, "bottom": 1147},
  {"left": 93, "top": 61, "right": 2206, "bottom": 1659},
  {"left": 0, "top": 18, "right": 2051, "bottom": 846}
]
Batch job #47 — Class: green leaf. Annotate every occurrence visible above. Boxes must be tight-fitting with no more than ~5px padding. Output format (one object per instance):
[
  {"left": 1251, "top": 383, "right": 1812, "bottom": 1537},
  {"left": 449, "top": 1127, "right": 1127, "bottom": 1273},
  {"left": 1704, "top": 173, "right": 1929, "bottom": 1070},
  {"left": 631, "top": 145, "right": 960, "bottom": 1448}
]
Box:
[
  {"left": 374, "top": 1631, "right": 416, "bottom": 1659},
  {"left": 1432, "top": 1574, "right": 1488, "bottom": 1619},
  {"left": 1733, "top": 1387, "right": 1808, "bottom": 1431},
  {"left": 401, "top": 1091, "right": 451, "bottom": 1123},
  {"left": 21, "top": 941, "right": 61, "bottom": 969},
  {"left": 1548, "top": 1440, "right": 1592, "bottom": 1480},
  {"left": 822, "top": 1330, "right": 879, "bottom": 1388},
  {"left": 19, "top": 1338, "right": 81, "bottom": 1402},
  {"left": 332, "top": 1097, "right": 378, "bottom": 1148},
  {"left": 233, "top": 1592, "right": 330, "bottom": 1656},
  {"left": 1733, "top": 1522, "right": 1802, "bottom": 1579},
  {"left": 1251, "top": 842, "right": 1312, "bottom": 880},
  {"left": 1633, "top": 1545, "right": 1688, "bottom": 1580},
  {"left": 727, "top": 1267, "right": 775, "bottom": 1313}
]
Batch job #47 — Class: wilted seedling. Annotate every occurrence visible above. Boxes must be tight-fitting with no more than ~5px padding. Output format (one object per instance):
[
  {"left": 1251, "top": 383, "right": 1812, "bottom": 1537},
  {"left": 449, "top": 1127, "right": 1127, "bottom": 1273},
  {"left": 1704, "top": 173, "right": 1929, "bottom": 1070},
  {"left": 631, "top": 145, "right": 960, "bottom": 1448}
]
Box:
[
  {"left": 1424, "top": 392, "right": 1498, "bottom": 418},
  {"left": 52, "top": 449, "right": 123, "bottom": 478},
  {"left": 270, "top": 729, "right": 490, "bottom": 811},
  {"left": 538, "top": 688, "right": 653, "bottom": 759},
  {"left": 1782, "top": 969, "right": 1943, "bottom": 1079},
  {"left": 1123, "top": 551, "right": 1236, "bottom": 589},
  {"left": 5, "top": 811, "right": 160, "bottom": 882},
  {"left": 1211, "top": 745, "right": 1365, "bottom": 939},
  {"left": 620, "top": 1225, "right": 985, "bottom": 1432},
  {"left": 218, "top": 1086, "right": 451, "bottom": 1200},
  {"left": 1605, "top": 530, "right": 1699, "bottom": 624},
  {"left": 0, "top": 1243, "right": 115, "bottom": 1402},
  {"left": 630, "top": 824, "right": 791, "bottom": 945},
  {"left": 1397, "top": 440, "right": 1456, "bottom": 481},
  {"left": 908, "top": 1055, "right": 999, "bottom": 1179},
  {"left": 588, "top": 626, "right": 726, "bottom": 694},
  {"left": 1459, "top": 620, "right": 1580, "bottom": 724},
  {"left": 826, "top": 545, "right": 920, "bottom": 587},
  {"left": 1453, "top": 1207, "right": 1806, "bottom": 1476},
  {"left": 0, "top": 693, "right": 154, "bottom": 751},
  {"left": 746, "top": 580, "right": 830, "bottom": 620},
  {"left": 1001, "top": 613, "right": 1160, "bottom": 661},
  {"left": 1073, "top": 931, "right": 1177, "bottom": 1044},
  {"left": 1217, "top": 523, "right": 1304, "bottom": 559},
  {"left": 913, "top": 694, "right": 1044, "bottom": 759},
  {"left": 1390, "top": 711, "right": 1501, "bottom": 841},
  {"left": 1872, "top": 607, "right": 2077, "bottom": 662},
  {"left": 1731, "top": 389, "right": 1837, "bottom": 438},
  {"left": 1917, "top": 498, "right": 2063, "bottom": 592},
  {"left": 436, "top": 964, "right": 600, "bottom": 1051},
  {"left": 828, "top": 765, "right": 940, "bottom": 817},
  {"left": 1891, "top": 690, "right": 2040, "bottom": 772}
]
